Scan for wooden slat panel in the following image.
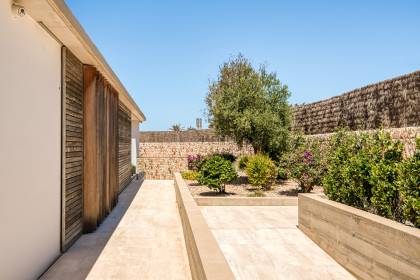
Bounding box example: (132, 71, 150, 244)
(118, 102, 132, 190)
(62, 48, 84, 251)
(83, 69, 120, 232)
(83, 65, 99, 233)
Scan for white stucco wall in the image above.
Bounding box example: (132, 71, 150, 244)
(0, 1, 62, 279)
(131, 120, 140, 170)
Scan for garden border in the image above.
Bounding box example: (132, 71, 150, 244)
(298, 193, 420, 280)
(174, 172, 235, 280)
(194, 196, 297, 206)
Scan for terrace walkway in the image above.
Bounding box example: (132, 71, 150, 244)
(201, 206, 356, 280)
(42, 180, 191, 280)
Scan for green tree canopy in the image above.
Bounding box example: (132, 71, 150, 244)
(206, 54, 291, 158)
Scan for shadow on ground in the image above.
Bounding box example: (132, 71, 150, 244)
(40, 177, 144, 280)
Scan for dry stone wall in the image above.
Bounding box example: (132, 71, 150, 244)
(139, 71, 419, 179)
(292, 71, 420, 134)
(138, 130, 253, 179)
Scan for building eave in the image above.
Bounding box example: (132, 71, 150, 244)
(20, 0, 146, 122)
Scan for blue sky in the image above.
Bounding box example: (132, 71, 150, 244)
(66, 0, 420, 131)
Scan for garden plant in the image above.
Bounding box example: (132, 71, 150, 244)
(206, 54, 291, 160)
(280, 134, 325, 192)
(238, 155, 250, 170)
(245, 154, 277, 191)
(322, 129, 417, 225)
(397, 138, 420, 227)
(181, 170, 199, 180)
(197, 155, 237, 193)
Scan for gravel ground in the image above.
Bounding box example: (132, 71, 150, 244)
(186, 176, 324, 197)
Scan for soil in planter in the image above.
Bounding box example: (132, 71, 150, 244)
(186, 176, 324, 197)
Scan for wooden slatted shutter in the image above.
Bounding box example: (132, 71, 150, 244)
(118, 102, 132, 191)
(61, 47, 84, 251)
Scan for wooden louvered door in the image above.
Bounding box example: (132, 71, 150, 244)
(61, 47, 84, 251)
(118, 102, 132, 191)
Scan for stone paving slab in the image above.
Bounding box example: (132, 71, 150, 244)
(200, 206, 356, 280)
(42, 180, 191, 280)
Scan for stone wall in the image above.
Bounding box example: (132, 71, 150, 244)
(138, 130, 253, 179)
(292, 71, 420, 135)
(139, 71, 419, 179)
(139, 129, 227, 142)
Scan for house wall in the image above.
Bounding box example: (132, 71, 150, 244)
(0, 2, 61, 279)
(131, 120, 140, 170)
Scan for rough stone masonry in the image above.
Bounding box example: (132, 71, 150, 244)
(138, 70, 419, 179)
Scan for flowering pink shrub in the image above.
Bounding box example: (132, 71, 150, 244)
(187, 154, 204, 171)
(280, 135, 326, 192)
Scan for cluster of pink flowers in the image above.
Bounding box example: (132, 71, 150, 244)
(187, 154, 203, 170)
(303, 150, 313, 164)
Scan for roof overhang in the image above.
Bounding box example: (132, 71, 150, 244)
(19, 0, 146, 122)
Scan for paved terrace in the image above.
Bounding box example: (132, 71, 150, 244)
(201, 206, 356, 280)
(42, 180, 191, 280)
(43, 179, 354, 280)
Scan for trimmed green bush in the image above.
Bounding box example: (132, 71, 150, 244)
(277, 167, 288, 180)
(397, 138, 420, 227)
(245, 154, 277, 190)
(197, 155, 237, 193)
(323, 129, 404, 221)
(213, 152, 237, 162)
(369, 132, 404, 219)
(238, 155, 250, 170)
(181, 171, 199, 181)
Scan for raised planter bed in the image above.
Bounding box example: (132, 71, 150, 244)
(185, 175, 323, 206)
(195, 196, 297, 206)
(298, 193, 420, 280)
(174, 172, 235, 280)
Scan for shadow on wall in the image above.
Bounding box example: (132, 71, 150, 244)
(40, 177, 144, 280)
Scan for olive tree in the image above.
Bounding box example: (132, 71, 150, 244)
(206, 54, 291, 158)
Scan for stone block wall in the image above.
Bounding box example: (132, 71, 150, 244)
(138, 131, 253, 179)
(138, 71, 419, 179)
(292, 71, 420, 134)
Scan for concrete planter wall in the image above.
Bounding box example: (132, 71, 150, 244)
(298, 194, 420, 280)
(174, 172, 235, 280)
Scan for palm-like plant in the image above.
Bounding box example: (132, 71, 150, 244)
(170, 123, 182, 132)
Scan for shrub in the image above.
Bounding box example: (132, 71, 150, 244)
(238, 155, 250, 170)
(197, 155, 237, 193)
(181, 171, 199, 181)
(281, 134, 325, 192)
(323, 129, 404, 221)
(245, 154, 277, 190)
(131, 165, 136, 175)
(322, 130, 367, 207)
(397, 138, 420, 227)
(213, 152, 236, 162)
(369, 132, 404, 219)
(187, 154, 204, 171)
(277, 167, 288, 180)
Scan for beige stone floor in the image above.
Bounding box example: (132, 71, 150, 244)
(42, 180, 191, 280)
(200, 206, 356, 280)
